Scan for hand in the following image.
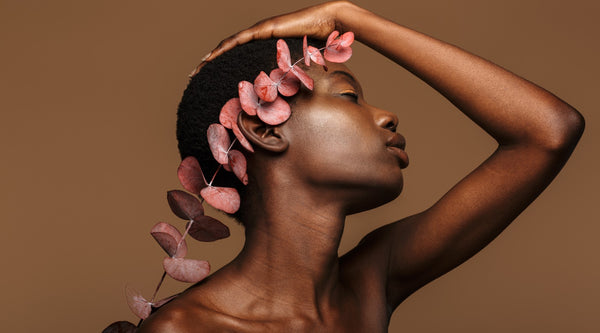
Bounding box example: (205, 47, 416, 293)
(189, 1, 355, 77)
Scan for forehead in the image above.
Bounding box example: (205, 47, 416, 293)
(305, 63, 360, 88)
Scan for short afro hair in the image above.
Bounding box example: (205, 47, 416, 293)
(176, 38, 325, 201)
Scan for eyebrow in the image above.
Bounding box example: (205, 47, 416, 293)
(331, 70, 358, 84)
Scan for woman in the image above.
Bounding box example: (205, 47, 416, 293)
(139, 1, 584, 332)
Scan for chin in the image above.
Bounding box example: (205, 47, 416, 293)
(346, 175, 404, 215)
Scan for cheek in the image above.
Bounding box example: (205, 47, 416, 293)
(289, 105, 370, 161)
(285, 105, 401, 186)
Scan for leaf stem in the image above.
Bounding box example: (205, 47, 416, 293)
(150, 271, 167, 303)
(208, 164, 221, 186)
(179, 219, 194, 249)
(208, 138, 238, 186)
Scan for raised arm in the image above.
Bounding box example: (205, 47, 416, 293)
(200, 0, 584, 310)
(333, 1, 583, 308)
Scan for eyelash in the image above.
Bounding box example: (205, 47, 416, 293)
(340, 91, 359, 102)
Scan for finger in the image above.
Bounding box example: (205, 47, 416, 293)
(210, 26, 268, 61)
(189, 29, 260, 78)
(188, 51, 213, 77)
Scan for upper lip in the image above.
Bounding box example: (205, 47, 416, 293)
(386, 133, 406, 150)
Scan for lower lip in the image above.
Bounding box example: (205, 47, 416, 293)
(387, 147, 409, 168)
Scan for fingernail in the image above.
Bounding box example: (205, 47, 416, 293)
(188, 67, 199, 77)
(201, 51, 212, 62)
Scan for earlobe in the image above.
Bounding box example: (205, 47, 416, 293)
(237, 112, 289, 153)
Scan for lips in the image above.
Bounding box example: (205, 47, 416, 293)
(386, 133, 409, 168)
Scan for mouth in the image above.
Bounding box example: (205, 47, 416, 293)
(386, 133, 409, 168)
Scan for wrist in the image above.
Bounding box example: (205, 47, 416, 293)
(333, 1, 369, 35)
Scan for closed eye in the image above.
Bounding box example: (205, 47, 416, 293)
(340, 91, 359, 102)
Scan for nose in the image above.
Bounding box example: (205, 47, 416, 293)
(373, 107, 398, 132)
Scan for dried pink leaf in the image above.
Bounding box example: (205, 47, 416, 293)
(303, 35, 327, 69)
(256, 96, 291, 126)
(303, 35, 311, 66)
(232, 123, 254, 152)
(125, 286, 151, 319)
(152, 293, 180, 308)
(324, 31, 354, 63)
(163, 257, 210, 283)
(270, 68, 300, 97)
(207, 123, 231, 165)
(177, 156, 207, 195)
(219, 97, 242, 129)
(218, 98, 254, 153)
(227, 149, 248, 185)
(326, 30, 340, 47)
(238, 81, 258, 116)
(167, 190, 204, 221)
(102, 321, 137, 333)
(276, 39, 314, 90)
(291, 65, 313, 90)
(237, 75, 291, 126)
(276, 39, 293, 72)
(200, 186, 240, 214)
(150, 222, 187, 258)
(187, 216, 230, 242)
(254, 71, 278, 102)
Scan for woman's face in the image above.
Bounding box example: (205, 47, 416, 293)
(280, 63, 408, 213)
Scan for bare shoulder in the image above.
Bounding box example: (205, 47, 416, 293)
(136, 297, 196, 333)
(338, 225, 403, 316)
(137, 291, 237, 333)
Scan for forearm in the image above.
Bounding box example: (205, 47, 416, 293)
(337, 2, 584, 150)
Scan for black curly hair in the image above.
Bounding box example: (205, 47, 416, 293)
(176, 37, 325, 219)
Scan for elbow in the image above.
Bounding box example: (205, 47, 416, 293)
(536, 102, 585, 153)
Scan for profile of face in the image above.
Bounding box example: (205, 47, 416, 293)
(178, 39, 408, 218)
(254, 62, 408, 215)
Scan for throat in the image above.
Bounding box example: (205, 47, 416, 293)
(229, 202, 346, 312)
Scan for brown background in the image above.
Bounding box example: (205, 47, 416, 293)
(1, 0, 598, 332)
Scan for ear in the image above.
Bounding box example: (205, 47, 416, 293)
(237, 112, 289, 153)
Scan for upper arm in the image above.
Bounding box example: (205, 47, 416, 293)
(352, 134, 582, 309)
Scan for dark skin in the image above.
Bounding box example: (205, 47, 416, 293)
(139, 1, 584, 332)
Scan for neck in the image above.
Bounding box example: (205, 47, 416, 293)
(226, 173, 347, 316)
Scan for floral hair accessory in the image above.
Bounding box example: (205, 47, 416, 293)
(184, 31, 354, 213)
(104, 31, 354, 331)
